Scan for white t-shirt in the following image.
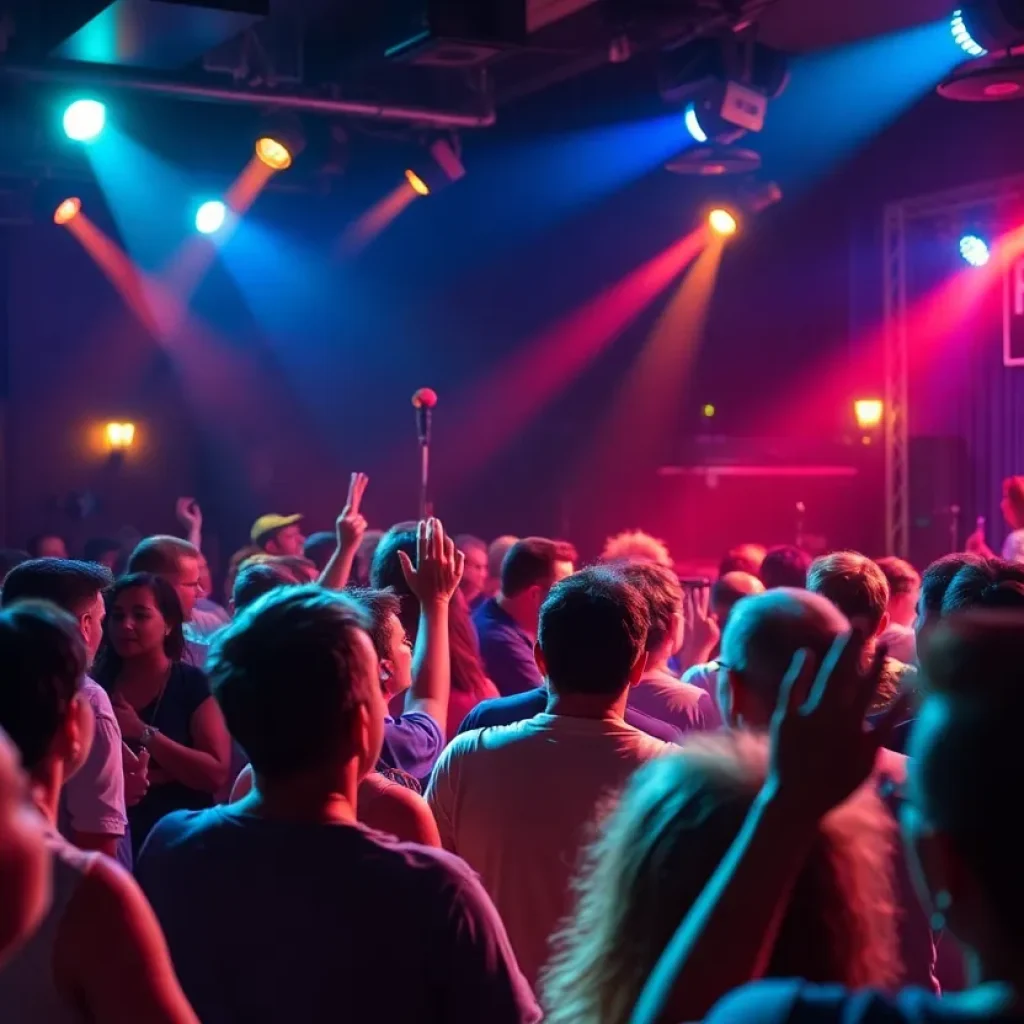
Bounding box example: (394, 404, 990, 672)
(426, 713, 669, 987)
(1003, 529, 1024, 564)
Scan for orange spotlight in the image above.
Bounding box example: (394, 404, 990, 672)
(255, 136, 293, 171)
(105, 421, 136, 451)
(405, 169, 431, 196)
(854, 398, 884, 430)
(54, 197, 82, 225)
(708, 208, 738, 237)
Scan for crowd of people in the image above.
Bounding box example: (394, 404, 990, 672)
(2, 472, 1024, 1023)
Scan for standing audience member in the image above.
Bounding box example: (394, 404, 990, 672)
(807, 552, 912, 713)
(759, 545, 812, 590)
(719, 544, 766, 578)
(250, 513, 305, 558)
(914, 553, 984, 652)
(0, 550, 30, 584)
(632, 612, 1024, 1024)
(428, 567, 670, 987)
(173, 498, 230, 639)
(302, 532, 336, 573)
(1, 560, 128, 860)
(82, 538, 121, 572)
(94, 574, 231, 857)
(0, 727, 49, 967)
(601, 530, 673, 567)
(940, 558, 1024, 613)
(456, 535, 490, 609)
(27, 534, 68, 560)
(542, 732, 897, 1024)
(615, 562, 717, 732)
(0, 601, 198, 1024)
(876, 557, 921, 664)
(473, 537, 577, 696)
(317, 473, 370, 591)
(486, 535, 519, 597)
(966, 475, 1024, 562)
(137, 581, 540, 1024)
(127, 536, 208, 665)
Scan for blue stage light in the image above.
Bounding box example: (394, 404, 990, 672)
(951, 9, 988, 58)
(683, 103, 709, 143)
(62, 99, 106, 142)
(959, 234, 990, 267)
(195, 200, 227, 235)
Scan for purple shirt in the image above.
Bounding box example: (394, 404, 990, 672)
(473, 598, 542, 697)
(379, 710, 444, 781)
(136, 805, 540, 1024)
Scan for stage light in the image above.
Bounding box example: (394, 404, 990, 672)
(254, 113, 306, 172)
(195, 200, 226, 235)
(959, 233, 991, 266)
(854, 399, 884, 430)
(684, 103, 709, 143)
(62, 99, 106, 142)
(53, 197, 81, 225)
(951, 9, 989, 56)
(255, 137, 292, 171)
(702, 403, 716, 418)
(105, 422, 136, 451)
(404, 138, 466, 197)
(708, 208, 738, 236)
(405, 169, 431, 196)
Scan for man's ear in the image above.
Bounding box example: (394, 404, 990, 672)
(534, 642, 547, 679)
(61, 693, 94, 780)
(627, 651, 648, 688)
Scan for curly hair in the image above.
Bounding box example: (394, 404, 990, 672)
(601, 531, 672, 568)
(541, 732, 899, 1024)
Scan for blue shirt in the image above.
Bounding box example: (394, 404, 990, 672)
(473, 598, 543, 697)
(379, 711, 445, 781)
(458, 687, 683, 744)
(137, 805, 540, 1024)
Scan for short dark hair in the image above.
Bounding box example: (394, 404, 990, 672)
(208, 586, 376, 780)
(501, 538, 578, 599)
(233, 561, 301, 613)
(2, 558, 112, 614)
(93, 573, 186, 684)
(370, 529, 419, 636)
(127, 536, 199, 577)
(941, 559, 1024, 614)
(915, 611, 1024, 950)
(455, 534, 487, 555)
(303, 532, 336, 572)
(26, 534, 65, 558)
(875, 557, 921, 599)
(348, 588, 403, 662)
(759, 546, 812, 590)
(920, 553, 985, 615)
(807, 552, 889, 633)
(538, 567, 648, 697)
(83, 538, 122, 565)
(614, 562, 682, 655)
(0, 550, 30, 582)
(0, 601, 86, 770)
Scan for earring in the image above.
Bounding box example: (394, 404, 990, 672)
(930, 890, 952, 932)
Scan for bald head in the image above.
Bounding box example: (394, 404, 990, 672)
(719, 589, 849, 729)
(712, 572, 766, 628)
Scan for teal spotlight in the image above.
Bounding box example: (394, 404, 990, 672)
(62, 99, 106, 142)
(195, 200, 227, 235)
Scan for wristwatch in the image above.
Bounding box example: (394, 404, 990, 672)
(140, 725, 160, 748)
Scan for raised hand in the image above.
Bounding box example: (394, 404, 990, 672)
(397, 518, 465, 608)
(175, 497, 202, 531)
(336, 473, 369, 550)
(679, 585, 720, 670)
(768, 631, 909, 821)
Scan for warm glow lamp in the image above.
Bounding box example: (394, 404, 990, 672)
(854, 399, 884, 430)
(708, 208, 739, 236)
(105, 422, 136, 450)
(53, 197, 82, 225)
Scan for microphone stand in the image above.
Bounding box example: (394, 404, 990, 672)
(419, 435, 432, 520)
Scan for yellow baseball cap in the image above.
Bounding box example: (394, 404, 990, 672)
(251, 514, 303, 546)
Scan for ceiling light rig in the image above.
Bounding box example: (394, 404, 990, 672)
(940, 2, 1024, 101)
(403, 137, 466, 197)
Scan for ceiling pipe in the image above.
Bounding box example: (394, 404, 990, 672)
(4, 62, 497, 129)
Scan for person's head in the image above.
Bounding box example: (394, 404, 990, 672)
(718, 589, 848, 730)
(907, 611, 1024, 965)
(97, 573, 185, 679)
(0, 601, 93, 788)
(613, 562, 684, 665)
(1001, 476, 1024, 531)
(369, 528, 420, 636)
(250, 514, 305, 558)
(542, 733, 897, 1024)
(271, 555, 318, 584)
(719, 544, 766, 578)
(0, 551, 29, 585)
(915, 553, 985, 651)
(759, 545, 812, 590)
(302, 532, 336, 573)
(127, 536, 202, 622)
(82, 538, 121, 571)
(601, 530, 673, 568)
(232, 561, 301, 615)
(941, 559, 1024, 617)
(0, 726, 49, 967)
(876, 556, 921, 630)
(1, 559, 112, 668)
(537, 567, 648, 701)
(224, 546, 261, 605)
(807, 551, 890, 639)
(499, 537, 578, 632)
(349, 588, 413, 699)
(26, 535, 67, 561)
(208, 586, 385, 789)
(710, 571, 765, 631)
(487, 535, 519, 594)
(456, 535, 488, 603)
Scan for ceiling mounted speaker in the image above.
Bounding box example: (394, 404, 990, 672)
(665, 145, 762, 176)
(938, 53, 1024, 100)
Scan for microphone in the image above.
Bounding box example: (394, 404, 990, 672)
(412, 388, 438, 446)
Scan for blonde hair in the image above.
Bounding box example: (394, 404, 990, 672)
(600, 530, 672, 568)
(541, 733, 899, 1024)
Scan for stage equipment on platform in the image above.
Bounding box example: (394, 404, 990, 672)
(404, 138, 465, 196)
(412, 388, 438, 519)
(62, 99, 106, 142)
